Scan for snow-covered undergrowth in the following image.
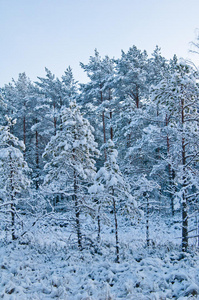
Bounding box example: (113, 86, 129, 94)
(0, 214, 199, 299)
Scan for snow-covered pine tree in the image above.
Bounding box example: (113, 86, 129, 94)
(151, 60, 199, 251)
(89, 140, 139, 262)
(2, 74, 37, 179)
(32, 67, 78, 189)
(146, 46, 169, 88)
(1, 82, 17, 124)
(29, 85, 49, 189)
(0, 116, 31, 240)
(61, 66, 78, 104)
(80, 49, 114, 161)
(11, 73, 33, 159)
(114, 45, 148, 109)
(36, 68, 63, 135)
(0, 92, 5, 108)
(112, 46, 150, 183)
(36, 67, 78, 135)
(133, 175, 160, 247)
(42, 101, 99, 249)
(0, 92, 7, 124)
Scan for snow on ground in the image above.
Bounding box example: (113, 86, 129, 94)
(0, 213, 199, 299)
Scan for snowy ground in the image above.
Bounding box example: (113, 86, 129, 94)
(0, 213, 199, 299)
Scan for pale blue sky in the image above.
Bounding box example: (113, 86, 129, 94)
(1, 0, 199, 86)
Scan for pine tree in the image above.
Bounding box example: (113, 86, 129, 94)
(0, 116, 31, 240)
(80, 49, 114, 161)
(146, 46, 168, 87)
(2, 74, 37, 176)
(151, 60, 199, 251)
(43, 101, 99, 249)
(36, 68, 62, 135)
(114, 45, 148, 109)
(113, 45, 149, 182)
(89, 140, 139, 262)
(33, 67, 78, 189)
(0, 92, 7, 124)
(29, 85, 51, 189)
(133, 175, 160, 247)
(36, 67, 78, 135)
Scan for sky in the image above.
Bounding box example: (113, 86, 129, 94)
(1, 0, 199, 86)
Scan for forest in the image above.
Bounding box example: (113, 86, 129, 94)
(0, 45, 199, 299)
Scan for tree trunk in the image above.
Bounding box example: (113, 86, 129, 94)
(166, 114, 174, 216)
(181, 136, 188, 251)
(110, 111, 113, 140)
(182, 187, 188, 252)
(109, 89, 113, 140)
(181, 96, 188, 252)
(146, 193, 150, 247)
(74, 170, 82, 250)
(135, 86, 139, 109)
(111, 188, 119, 263)
(100, 88, 107, 160)
(53, 102, 57, 135)
(9, 152, 16, 240)
(11, 202, 16, 240)
(97, 211, 101, 243)
(23, 116, 26, 158)
(35, 129, 39, 189)
(60, 96, 63, 131)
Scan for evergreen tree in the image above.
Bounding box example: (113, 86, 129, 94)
(80, 49, 115, 161)
(0, 92, 7, 124)
(114, 45, 148, 108)
(10, 73, 33, 159)
(33, 67, 78, 188)
(61, 66, 78, 103)
(151, 60, 199, 251)
(1, 82, 17, 122)
(42, 101, 99, 249)
(146, 46, 168, 87)
(113, 46, 149, 181)
(0, 117, 31, 240)
(89, 140, 139, 262)
(36, 68, 62, 135)
(36, 67, 78, 135)
(29, 85, 51, 189)
(2, 74, 36, 174)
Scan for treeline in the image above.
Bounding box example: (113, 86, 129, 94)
(0, 45, 199, 258)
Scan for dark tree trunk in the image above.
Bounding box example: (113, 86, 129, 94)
(60, 96, 63, 131)
(181, 96, 188, 252)
(181, 136, 188, 252)
(9, 152, 16, 240)
(100, 88, 107, 160)
(97, 210, 101, 243)
(143, 192, 150, 247)
(109, 89, 113, 140)
(135, 85, 139, 109)
(74, 170, 82, 250)
(53, 102, 56, 135)
(182, 188, 188, 252)
(11, 203, 16, 240)
(110, 111, 113, 141)
(166, 114, 174, 216)
(111, 188, 119, 263)
(23, 116, 26, 158)
(146, 194, 150, 247)
(35, 129, 39, 189)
